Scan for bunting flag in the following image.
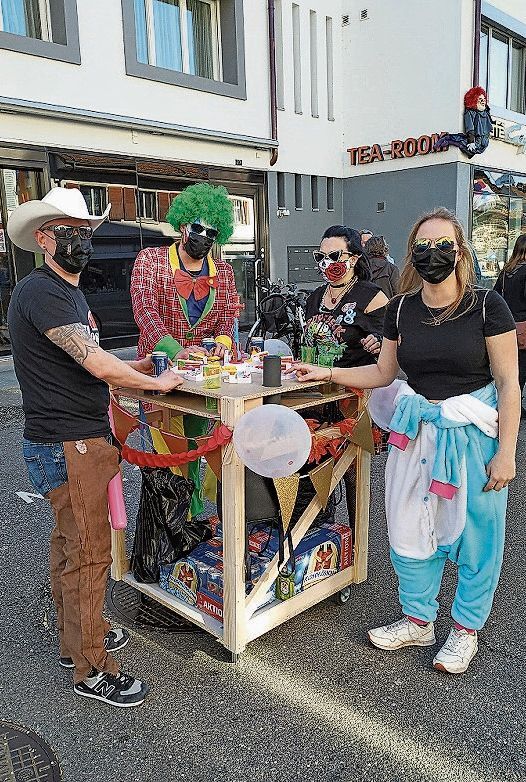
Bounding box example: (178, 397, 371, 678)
(273, 473, 301, 533)
(110, 401, 138, 444)
(151, 428, 189, 479)
(309, 457, 335, 509)
(349, 410, 375, 454)
(204, 447, 222, 482)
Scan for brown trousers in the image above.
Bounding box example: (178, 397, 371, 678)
(48, 437, 120, 683)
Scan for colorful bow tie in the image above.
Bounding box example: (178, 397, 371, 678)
(173, 268, 217, 301)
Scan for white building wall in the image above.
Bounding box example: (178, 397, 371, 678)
(0, 0, 273, 167)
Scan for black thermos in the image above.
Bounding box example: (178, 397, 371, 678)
(262, 355, 282, 404)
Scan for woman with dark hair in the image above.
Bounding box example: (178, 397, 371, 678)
(304, 225, 388, 526)
(494, 234, 526, 410)
(291, 208, 519, 674)
(365, 235, 400, 299)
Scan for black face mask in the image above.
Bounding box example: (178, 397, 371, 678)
(52, 235, 93, 274)
(412, 247, 456, 285)
(183, 231, 215, 261)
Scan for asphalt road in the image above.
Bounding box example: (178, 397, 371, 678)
(0, 368, 525, 782)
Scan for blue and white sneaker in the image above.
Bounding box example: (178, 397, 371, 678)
(59, 628, 130, 669)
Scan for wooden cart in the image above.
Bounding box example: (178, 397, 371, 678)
(111, 378, 371, 661)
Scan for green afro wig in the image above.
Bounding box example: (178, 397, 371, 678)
(166, 183, 234, 245)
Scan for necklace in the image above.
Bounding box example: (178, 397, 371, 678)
(325, 277, 356, 306)
(421, 293, 447, 326)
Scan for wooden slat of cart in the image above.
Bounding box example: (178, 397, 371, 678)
(245, 444, 358, 616)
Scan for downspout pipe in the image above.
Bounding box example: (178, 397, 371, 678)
(268, 0, 279, 166)
(473, 0, 482, 86)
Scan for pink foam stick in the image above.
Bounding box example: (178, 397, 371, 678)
(107, 406, 128, 530)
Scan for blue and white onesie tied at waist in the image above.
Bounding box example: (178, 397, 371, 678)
(380, 381, 506, 630)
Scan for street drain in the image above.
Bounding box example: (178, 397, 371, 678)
(0, 722, 61, 782)
(107, 580, 202, 633)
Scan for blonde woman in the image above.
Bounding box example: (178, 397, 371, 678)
(290, 208, 520, 674)
(494, 234, 526, 409)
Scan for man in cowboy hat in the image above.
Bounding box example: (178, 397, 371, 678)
(7, 187, 183, 708)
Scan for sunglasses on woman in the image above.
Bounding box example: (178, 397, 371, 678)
(190, 222, 219, 240)
(41, 225, 94, 240)
(412, 237, 456, 255)
(312, 249, 352, 265)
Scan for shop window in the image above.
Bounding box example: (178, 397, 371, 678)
(480, 22, 526, 115)
(295, 174, 303, 210)
(80, 186, 108, 216)
(123, 0, 246, 98)
(0, 0, 79, 62)
(471, 167, 526, 282)
(277, 172, 285, 209)
(311, 175, 319, 211)
(137, 190, 158, 222)
(232, 196, 249, 226)
(326, 177, 334, 211)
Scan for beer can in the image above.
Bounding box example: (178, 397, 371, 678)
(151, 350, 169, 395)
(276, 568, 295, 601)
(251, 336, 265, 353)
(202, 338, 216, 352)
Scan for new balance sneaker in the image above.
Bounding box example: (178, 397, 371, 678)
(368, 616, 436, 650)
(59, 628, 130, 669)
(74, 669, 149, 708)
(433, 627, 478, 674)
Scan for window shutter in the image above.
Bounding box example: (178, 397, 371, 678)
(158, 192, 171, 221)
(124, 188, 137, 221)
(108, 187, 125, 221)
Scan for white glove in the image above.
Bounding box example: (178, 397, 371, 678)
(467, 143, 476, 152)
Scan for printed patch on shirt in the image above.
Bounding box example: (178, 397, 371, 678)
(342, 302, 357, 325)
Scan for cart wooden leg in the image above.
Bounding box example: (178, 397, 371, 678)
(353, 418, 371, 583)
(110, 525, 129, 581)
(221, 397, 248, 656)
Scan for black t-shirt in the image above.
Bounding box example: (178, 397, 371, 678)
(305, 280, 385, 368)
(8, 265, 110, 443)
(383, 288, 516, 399)
(494, 264, 526, 322)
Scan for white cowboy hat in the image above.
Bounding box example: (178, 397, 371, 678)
(7, 186, 111, 254)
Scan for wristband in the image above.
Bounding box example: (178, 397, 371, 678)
(328, 368, 333, 382)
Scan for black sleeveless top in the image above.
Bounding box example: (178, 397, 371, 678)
(305, 280, 385, 368)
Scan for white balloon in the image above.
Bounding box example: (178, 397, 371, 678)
(233, 404, 311, 478)
(264, 338, 292, 356)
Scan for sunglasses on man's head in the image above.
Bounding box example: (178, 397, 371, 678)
(190, 222, 219, 240)
(412, 236, 456, 255)
(313, 249, 351, 265)
(41, 225, 93, 240)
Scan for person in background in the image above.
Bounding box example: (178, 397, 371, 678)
(360, 229, 373, 248)
(7, 187, 183, 708)
(494, 234, 526, 413)
(305, 225, 388, 528)
(131, 183, 239, 518)
(363, 235, 400, 299)
(291, 207, 519, 674)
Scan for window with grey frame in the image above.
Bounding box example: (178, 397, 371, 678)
(0, 0, 80, 62)
(277, 172, 286, 209)
(123, 0, 246, 97)
(295, 174, 303, 210)
(311, 175, 319, 211)
(326, 177, 334, 211)
(479, 22, 526, 115)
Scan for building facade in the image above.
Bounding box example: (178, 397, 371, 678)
(1, 1, 526, 351)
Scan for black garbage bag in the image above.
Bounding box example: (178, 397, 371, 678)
(131, 467, 212, 583)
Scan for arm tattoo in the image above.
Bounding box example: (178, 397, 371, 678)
(45, 323, 99, 366)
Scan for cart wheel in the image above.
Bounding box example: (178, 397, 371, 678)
(335, 587, 351, 605)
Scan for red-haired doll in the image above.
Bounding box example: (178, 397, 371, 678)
(434, 87, 493, 158)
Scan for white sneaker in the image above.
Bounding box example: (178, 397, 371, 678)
(368, 616, 436, 650)
(433, 627, 478, 674)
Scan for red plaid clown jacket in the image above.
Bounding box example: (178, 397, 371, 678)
(130, 245, 238, 358)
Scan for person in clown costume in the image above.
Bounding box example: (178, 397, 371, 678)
(291, 208, 520, 674)
(131, 183, 238, 516)
(434, 86, 493, 158)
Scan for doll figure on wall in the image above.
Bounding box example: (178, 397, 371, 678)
(434, 87, 493, 158)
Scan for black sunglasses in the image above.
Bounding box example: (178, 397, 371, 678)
(190, 222, 219, 240)
(41, 225, 93, 240)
